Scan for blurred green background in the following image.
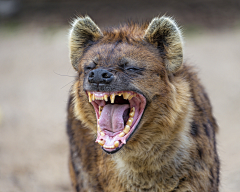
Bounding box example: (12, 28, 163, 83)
(0, 0, 240, 192)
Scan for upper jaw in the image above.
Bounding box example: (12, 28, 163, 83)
(86, 90, 147, 153)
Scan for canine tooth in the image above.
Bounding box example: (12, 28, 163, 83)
(123, 125, 130, 134)
(110, 93, 115, 103)
(88, 92, 92, 102)
(104, 95, 108, 101)
(114, 141, 119, 148)
(123, 92, 130, 100)
(126, 118, 133, 126)
(100, 132, 105, 136)
(119, 132, 125, 137)
(129, 111, 135, 117)
(98, 140, 105, 146)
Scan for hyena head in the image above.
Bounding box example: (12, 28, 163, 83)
(69, 16, 185, 154)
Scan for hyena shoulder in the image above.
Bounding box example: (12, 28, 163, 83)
(67, 16, 220, 192)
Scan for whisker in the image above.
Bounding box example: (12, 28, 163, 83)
(61, 80, 75, 89)
(53, 70, 76, 77)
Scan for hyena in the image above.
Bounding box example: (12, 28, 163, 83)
(67, 15, 220, 192)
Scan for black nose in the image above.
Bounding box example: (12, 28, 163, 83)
(88, 69, 114, 84)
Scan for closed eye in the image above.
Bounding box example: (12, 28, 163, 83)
(125, 67, 145, 74)
(126, 67, 140, 72)
(84, 62, 97, 72)
(118, 59, 145, 75)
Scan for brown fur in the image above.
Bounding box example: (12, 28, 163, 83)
(67, 16, 220, 192)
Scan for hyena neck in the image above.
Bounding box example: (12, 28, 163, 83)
(113, 86, 194, 185)
(115, 130, 191, 169)
(113, 131, 192, 189)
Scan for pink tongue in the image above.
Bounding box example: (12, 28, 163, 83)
(99, 104, 130, 133)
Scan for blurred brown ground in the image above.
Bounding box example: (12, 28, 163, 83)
(0, 1, 240, 192)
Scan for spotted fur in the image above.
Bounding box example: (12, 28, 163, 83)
(67, 16, 220, 192)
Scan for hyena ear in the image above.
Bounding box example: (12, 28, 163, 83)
(69, 16, 103, 71)
(144, 16, 183, 73)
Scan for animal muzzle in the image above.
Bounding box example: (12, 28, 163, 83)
(88, 69, 114, 85)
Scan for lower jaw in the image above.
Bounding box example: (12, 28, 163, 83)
(96, 106, 143, 153)
(100, 123, 141, 154)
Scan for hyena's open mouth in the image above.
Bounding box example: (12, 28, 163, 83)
(87, 91, 146, 153)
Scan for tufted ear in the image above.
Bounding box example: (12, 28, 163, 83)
(144, 16, 183, 73)
(69, 16, 103, 71)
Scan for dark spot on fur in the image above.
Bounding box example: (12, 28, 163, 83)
(210, 168, 214, 185)
(190, 121, 199, 136)
(171, 177, 187, 191)
(197, 147, 203, 159)
(117, 39, 122, 43)
(215, 155, 220, 185)
(203, 123, 210, 137)
(191, 97, 204, 113)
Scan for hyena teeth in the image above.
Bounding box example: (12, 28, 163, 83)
(95, 96, 103, 100)
(126, 117, 133, 126)
(118, 92, 122, 96)
(103, 145, 114, 149)
(129, 110, 135, 118)
(104, 95, 108, 101)
(92, 94, 95, 101)
(128, 94, 135, 100)
(130, 107, 135, 113)
(119, 132, 125, 137)
(114, 141, 119, 147)
(100, 132, 105, 136)
(98, 140, 105, 146)
(97, 124, 101, 132)
(123, 92, 130, 100)
(110, 93, 115, 103)
(88, 92, 92, 102)
(123, 125, 130, 134)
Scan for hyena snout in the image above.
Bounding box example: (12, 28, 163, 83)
(88, 69, 114, 85)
